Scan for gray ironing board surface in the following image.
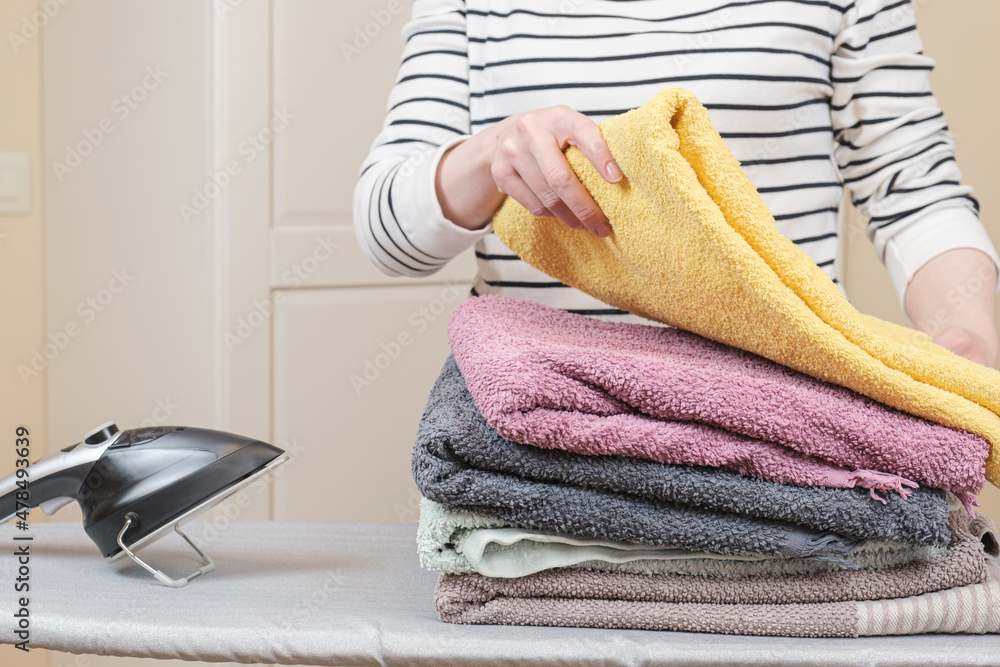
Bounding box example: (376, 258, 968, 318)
(1, 521, 999, 667)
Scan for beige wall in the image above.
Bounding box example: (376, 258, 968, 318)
(0, 2, 49, 665)
(0, 3, 47, 460)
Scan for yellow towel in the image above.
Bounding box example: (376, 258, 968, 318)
(492, 87, 1000, 487)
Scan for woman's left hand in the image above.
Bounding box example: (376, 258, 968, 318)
(932, 325, 998, 368)
(905, 248, 999, 368)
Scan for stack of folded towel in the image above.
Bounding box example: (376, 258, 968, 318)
(412, 296, 1000, 637)
(410, 87, 1000, 637)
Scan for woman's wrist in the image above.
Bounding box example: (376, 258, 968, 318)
(435, 121, 508, 231)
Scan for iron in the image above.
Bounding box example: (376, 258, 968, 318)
(0, 422, 287, 587)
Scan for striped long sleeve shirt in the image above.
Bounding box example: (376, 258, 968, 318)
(354, 0, 999, 319)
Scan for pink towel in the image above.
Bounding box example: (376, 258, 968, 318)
(448, 296, 987, 501)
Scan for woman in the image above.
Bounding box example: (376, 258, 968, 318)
(354, 0, 999, 366)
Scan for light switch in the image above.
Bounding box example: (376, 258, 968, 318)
(0, 153, 30, 214)
(0, 167, 17, 199)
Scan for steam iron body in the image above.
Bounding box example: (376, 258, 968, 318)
(0, 423, 286, 585)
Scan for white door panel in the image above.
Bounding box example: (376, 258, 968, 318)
(273, 284, 468, 523)
(43, 0, 216, 447)
(271, 223, 476, 289)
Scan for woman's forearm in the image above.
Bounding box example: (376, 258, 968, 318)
(904, 248, 999, 367)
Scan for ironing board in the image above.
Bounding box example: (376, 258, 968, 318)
(1, 521, 998, 666)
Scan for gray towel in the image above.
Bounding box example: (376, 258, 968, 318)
(415, 356, 950, 549)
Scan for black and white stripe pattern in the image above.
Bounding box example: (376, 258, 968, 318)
(354, 0, 995, 317)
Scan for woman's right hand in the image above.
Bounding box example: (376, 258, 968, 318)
(436, 105, 623, 237)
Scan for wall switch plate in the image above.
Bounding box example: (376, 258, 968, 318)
(0, 153, 30, 214)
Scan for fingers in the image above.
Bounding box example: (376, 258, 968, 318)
(489, 107, 619, 236)
(491, 159, 559, 222)
(531, 134, 611, 236)
(561, 112, 623, 184)
(493, 130, 591, 231)
(509, 154, 586, 228)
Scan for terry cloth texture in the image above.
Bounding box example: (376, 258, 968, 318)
(422, 355, 951, 546)
(448, 296, 986, 500)
(433, 514, 999, 638)
(417, 499, 945, 579)
(460, 528, 769, 579)
(490, 86, 1000, 487)
(413, 434, 858, 559)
